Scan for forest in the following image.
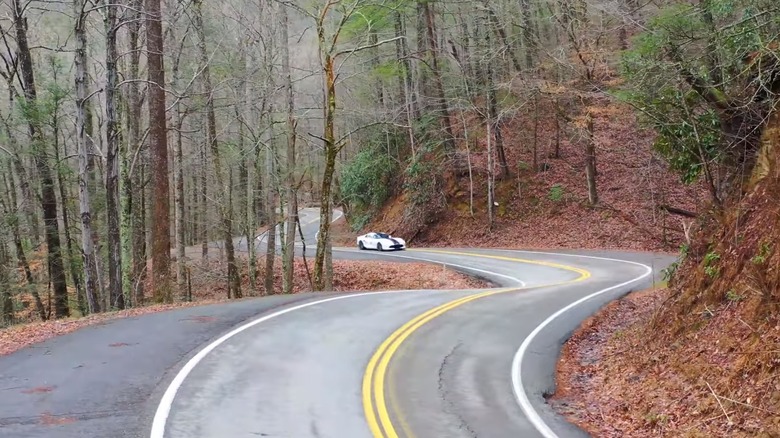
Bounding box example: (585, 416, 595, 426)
(0, 0, 777, 336)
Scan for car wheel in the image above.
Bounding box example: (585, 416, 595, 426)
(359, 241, 365, 250)
(377, 243, 383, 251)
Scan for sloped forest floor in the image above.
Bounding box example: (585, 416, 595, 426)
(553, 285, 780, 437)
(361, 96, 704, 252)
(552, 112, 780, 437)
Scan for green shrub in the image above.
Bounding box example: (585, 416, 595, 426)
(548, 184, 565, 202)
(341, 147, 396, 219)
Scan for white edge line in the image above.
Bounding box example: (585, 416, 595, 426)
(151, 289, 420, 438)
(509, 251, 654, 438)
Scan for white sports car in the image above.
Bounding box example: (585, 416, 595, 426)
(357, 232, 406, 251)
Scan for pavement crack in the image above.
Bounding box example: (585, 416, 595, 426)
(437, 342, 478, 438)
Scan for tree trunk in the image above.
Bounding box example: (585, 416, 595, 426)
(395, 10, 417, 156)
(105, 0, 124, 310)
(486, 52, 508, 178)
(237, 40, 256, 294)
(520, 0, 537, 69)
(75, 2, 101, 314)
(14, 0, 69, 318)
(313, 21, 338, 291)
(146, 0, 172, 303)
(51, 93, 85, 314)
(200, 132, 208, 260)
(585, 112, 598, 205)
(172, 26, 187, 301)
(0, 237, 12, 325)
(534, 93, 540, 170)
(280, 4, 297, 295)
(487, 108, 495, 230)
(481, 0, 522, 71)
(126, 0, 145, 306)
(264, 110, 277, 296)
(263, 3, 277, 296)
(194, 0, 241, 299)
(422, 2, 456, 152)
(554, 97, 561, 159)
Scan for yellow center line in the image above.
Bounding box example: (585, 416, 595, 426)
(362, 250, 592, 438)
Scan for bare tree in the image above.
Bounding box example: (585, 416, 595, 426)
(105, 0, 124, 309)
(75, 0, 101, 314)
(280, 2, 297, 295)
(147, 0, 172, 303)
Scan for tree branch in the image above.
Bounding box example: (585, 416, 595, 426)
(335, 35, 404, 57)
(658, 204, 698, 218)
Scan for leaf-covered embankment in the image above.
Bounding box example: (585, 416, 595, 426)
(552, 112, 780, 437)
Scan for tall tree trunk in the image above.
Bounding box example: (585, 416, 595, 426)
(200, 132, 208, 260)
(554, 97, 561, 159)
(263, 3, 277, 296)
(125, 0, 145, 306)
(105, 0, 124, 310)
(313, 14, 340, 292)
(172, 27, 187, 301)
(194, 0, 241, 299)
(481, 0, 522, 71)
(369, 28, 384, 105)
(264, 109, 277, 296)
(0, 236, 12, 325)
(237, 40, 256, 294)
(585, 112, 598, 205)
(50, 83, 84, 314)
(520, 0, 537, 69)
(75, 1, 101, 314)
(280, 4, 297, 295)
(146, 0, 172, 303)
(394, 11, 417, 158)
(487, 106, 495, 230)
(486, 53, 509, 179)
(14, 0, 69, 318)
(421, 2, 456, 152)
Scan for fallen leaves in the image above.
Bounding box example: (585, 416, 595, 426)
(552, 287, 780, 437)
(39, 412, 76, 426)
(21, 386, 56, 394)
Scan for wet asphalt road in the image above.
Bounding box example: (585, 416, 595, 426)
(0, 208, 673, 438)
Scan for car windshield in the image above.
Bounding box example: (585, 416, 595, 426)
(377, 233, 390, 238)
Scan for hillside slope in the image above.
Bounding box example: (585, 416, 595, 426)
(363, 95, 703, 252)
(552, 111, 780, 437)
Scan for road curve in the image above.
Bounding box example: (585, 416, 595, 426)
(0, 208, 672, 438)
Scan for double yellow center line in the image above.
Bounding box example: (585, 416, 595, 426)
(362, 250, 591, 438)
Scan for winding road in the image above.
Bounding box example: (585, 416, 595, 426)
(0, 208, 672, 438)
